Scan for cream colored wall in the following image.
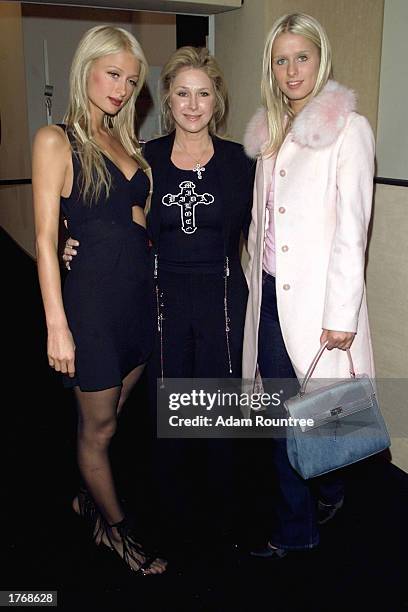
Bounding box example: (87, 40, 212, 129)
(215, 0, 267, 139)
(367, 186, 408, 379)
(216, 0, 384, 140)
(265, 0, 383, 132)
(376, 0, 408, 180)
(0, 3, 33, 256)
(366, 184, 408, 472)
(0, 3, 31, 180)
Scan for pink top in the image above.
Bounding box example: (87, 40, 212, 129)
(262, 167, 276, 277)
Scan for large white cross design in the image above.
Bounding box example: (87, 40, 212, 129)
(162, 180, 214, 235)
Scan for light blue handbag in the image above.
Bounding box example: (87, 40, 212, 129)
(284, 344, 390, 480)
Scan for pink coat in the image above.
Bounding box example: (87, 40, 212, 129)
(242, 80, 376, 386)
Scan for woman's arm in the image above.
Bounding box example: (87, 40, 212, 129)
(32, 125, 76, 376)
(322, 114, 375, 349)
(132, 205, 146, 228)
(63, 204, 146, 270)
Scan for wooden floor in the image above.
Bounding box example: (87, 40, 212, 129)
(2, 227, 407, 611)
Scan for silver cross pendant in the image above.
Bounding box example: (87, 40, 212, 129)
(193, 163, 205, 180)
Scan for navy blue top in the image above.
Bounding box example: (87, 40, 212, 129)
(144, 132, 256, 267)
(61, 142, 149, 236)
(59, 129, 154, 392)
(158, 156, 224, 272)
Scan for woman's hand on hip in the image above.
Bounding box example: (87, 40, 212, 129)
(320, 329, 355, 350)
(62, 237, 79, 270)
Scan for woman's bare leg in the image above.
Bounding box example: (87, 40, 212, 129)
(73, 366, 166, 573)
(116, 363, 145, 417)
(75, 385, 124, 524)
(74, 363, 145, 519)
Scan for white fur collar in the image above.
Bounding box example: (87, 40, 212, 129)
(244, 80, 357, 158)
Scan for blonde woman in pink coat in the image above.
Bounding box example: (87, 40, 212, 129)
(242, 13, 375, 557)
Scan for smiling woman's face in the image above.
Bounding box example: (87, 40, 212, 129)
(169, 67, 215, 135)
(272, 32, 320, 114)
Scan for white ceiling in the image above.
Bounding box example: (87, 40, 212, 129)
(21, 0, 242, 15)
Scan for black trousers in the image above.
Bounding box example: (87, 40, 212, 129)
(146, 265, 248, 539)
(154, 265, 247, 378)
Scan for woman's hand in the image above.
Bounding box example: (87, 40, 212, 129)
(320, 329, 355, 351)
(47, 325, 76, 376)
(62, 237, 79, 270)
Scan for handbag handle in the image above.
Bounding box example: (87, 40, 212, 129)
(299, 341, 356, 397)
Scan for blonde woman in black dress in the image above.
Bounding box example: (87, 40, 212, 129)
(32, 25, 166, 575)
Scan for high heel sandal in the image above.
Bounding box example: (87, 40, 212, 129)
(76, 487, 97, 522)
(101, 516, 167, 575)
(74, 488, 167, 574)
(74, 487, 103, 543)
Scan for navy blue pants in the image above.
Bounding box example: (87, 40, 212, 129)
(154, 265, 247, 378)
(257, 273, 344, 549)
(147, 265, 248, 536)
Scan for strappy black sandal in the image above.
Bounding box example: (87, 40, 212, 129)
(73, 488, 167, 574)
(76, 487, 97, 522)
(101, 516, 167, 575)
(74, 487, 104, 542)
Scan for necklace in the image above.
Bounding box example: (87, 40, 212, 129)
(174, 139, 211, 180)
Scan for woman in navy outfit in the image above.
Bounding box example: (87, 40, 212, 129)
(144, 47, 255, 538)
(145, 47, 254, 382)
(33, 25, 166, 574)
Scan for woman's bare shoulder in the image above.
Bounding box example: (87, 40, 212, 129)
(33, 124, 71, 156)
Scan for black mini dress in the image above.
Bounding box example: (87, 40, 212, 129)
(61, 137, 154, 391)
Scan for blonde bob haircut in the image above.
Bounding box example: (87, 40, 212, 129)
(261, 13, 332, 156)
(159, 46, 228, 136)
(64, 25, 149, 205)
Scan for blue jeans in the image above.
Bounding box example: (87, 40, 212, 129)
(257, 273, 344, 550)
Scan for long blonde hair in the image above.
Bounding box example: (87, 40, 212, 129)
(64, 25, 149, 204)
(159, 46, 228, 136)
(261, 13, 332, 156)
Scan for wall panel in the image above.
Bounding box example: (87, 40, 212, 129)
(376, 0, 408, 180)
(0, 2, 31, 180)
(367, 184, 408, 471)
(216, 0, 384, 140)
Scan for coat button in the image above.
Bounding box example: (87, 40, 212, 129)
(278, 206, 286, 214)
(279, 169, 286, 177)
(283, 283, 290, 290)
(282, 245, 289, 252)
